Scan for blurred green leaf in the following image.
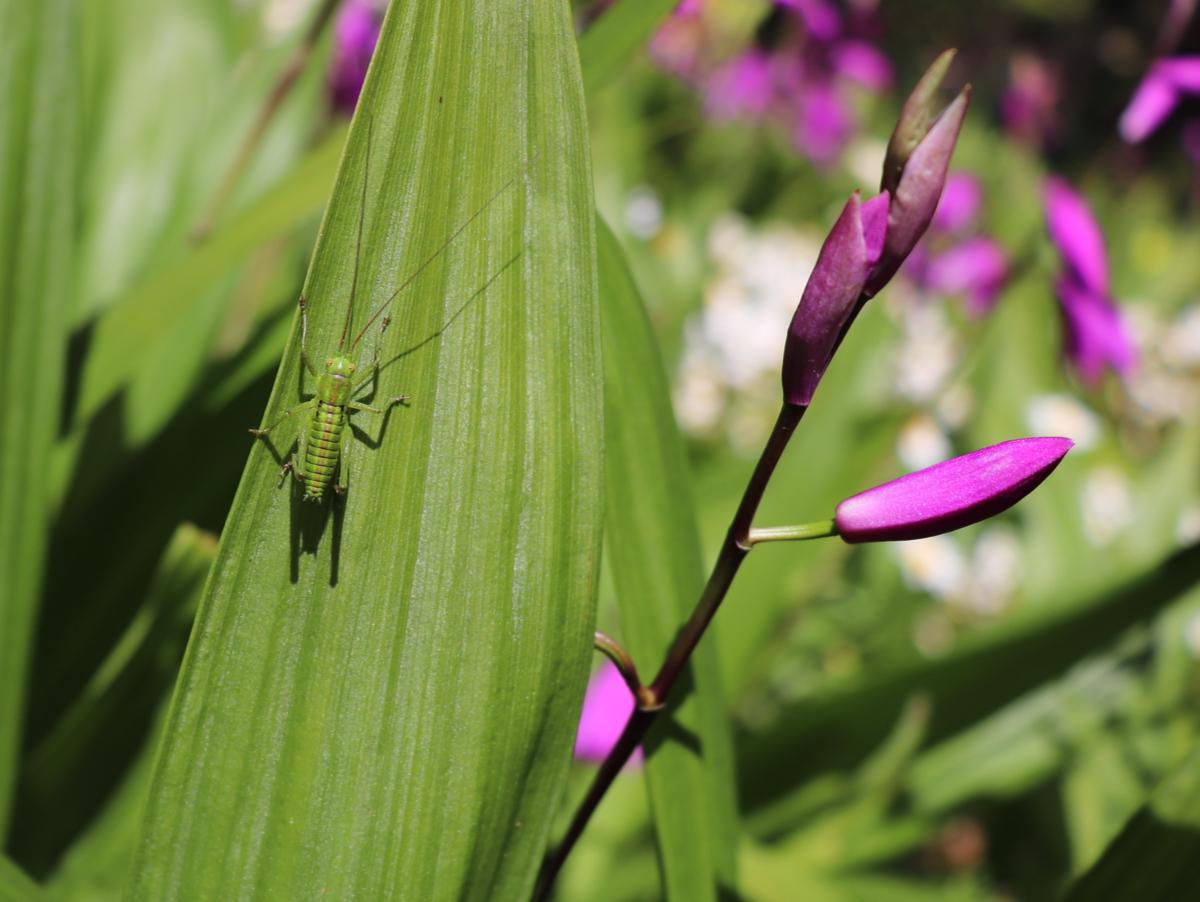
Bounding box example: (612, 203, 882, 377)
(0, 856, 44, 902)
(74, 127, 344, 443)
(597, 216, 738, 898)
(0, 0, 78, 840)
(1062, 747, 1200, 902)
(738, 542, 1200, 811)
(578, 0, 677, 95)
(128, 1, 602, 897)
(12, 524, 214, 874)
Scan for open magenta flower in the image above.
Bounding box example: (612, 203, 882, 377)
(1043, 177, 1137, 385)
(870, 51, 970, 296)
(328, 0, 383, 113)
(1120, 57, 1200, 143)
(836, 437, 1073, 543)
(574, 663, 643, 766)
(782, 191, 889, 406)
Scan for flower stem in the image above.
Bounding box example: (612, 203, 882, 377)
(747, 519, 838, 545)
(593, 631, 659, 710)
(190, 0, 340, 242)
(534, 402, 805, 899)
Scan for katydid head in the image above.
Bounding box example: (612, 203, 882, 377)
(326, 355, 358, 379)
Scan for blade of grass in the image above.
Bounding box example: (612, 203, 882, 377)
(0, 856, 45, 902)
(73, 126, 345, 437)
(0, 0, 77, 840)
(128, 1, 602, 897)
(1062, 747, 1200, 902)
(737, 542, 1200, 810)
(12, 525, 214, 875)
(578, 0, 678, 95)
(597, 217, 738, 898)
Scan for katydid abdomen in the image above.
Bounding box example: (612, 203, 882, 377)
(304, 397, 347, 499)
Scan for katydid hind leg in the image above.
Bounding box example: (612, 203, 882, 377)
(336, 422, 351, 496)
(250, 398, 314, 437)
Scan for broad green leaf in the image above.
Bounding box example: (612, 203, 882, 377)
(1062, 746, 1200, 902)
(737, 542, 1200, 811)
(0, 856, 44, 902)
(12, 525, 213, 874)
(128, 1, 601, 898)
(578, 0, 678, 95)
(597, 217, 738, 898)
(0, 0, 78, 840)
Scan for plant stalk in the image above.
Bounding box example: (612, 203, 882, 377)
(534, 402, 805, 899)
(191, 0, 340, 241)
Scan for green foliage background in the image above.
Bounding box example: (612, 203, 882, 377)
(0, 0, 1198, 899)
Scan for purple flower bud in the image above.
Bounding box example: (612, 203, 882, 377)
(782, 191, 888, 406)
(835, 437, 1073, 543)
(574, 663, 642, 766)
(329, 0, 382, 114)
(881, 49, 957, 195)
(868, 83, 970, 297)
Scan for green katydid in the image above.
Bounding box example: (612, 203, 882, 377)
(250, 124, 523, 501)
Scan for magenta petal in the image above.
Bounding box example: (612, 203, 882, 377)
(1055, 275, 1138, 386)
(1119, 69, 1179, 143)
(1158, 56, 1200, 92)
(328, 0, 382, 113)
(932, 171, 983, 233)
(836, 437, 1074, 543)
(832, 41, 894, 92)
(794, 81, 854, 165)
(925, 236, 1008, 313)
(574, 663, 642, 765)
(777, 0, 842, 41)
(706, 50, 774, 120)
(1043, 177, 1110, 297)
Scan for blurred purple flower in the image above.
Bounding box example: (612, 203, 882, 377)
(836, 437, 1073, 543)
(1043, 177, 1137, 385)
(932, 171, 982, 233)
(329, 0, 382, 114)
(574, 663, 642, 766)
(655, 0, 892, 167)
(903, 171, 1008, 315)
(706, 50, 774, 120)
(1001, 53, 1061, 150)
(1120, 56, 1200, 143)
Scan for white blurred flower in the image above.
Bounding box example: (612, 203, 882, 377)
(1163, 304, 1200, 369)
(624, 184, 664, 240)
(894, 536, 968, 601)
(897, 413, 952, 471)
(1184, 612, 1200, 659)
(1026, 394, 1101, 451)
(844, 136, 887, 188)
(264, 0, 318, 37)
(1124, 303, 1200, 426)
(964, 527, 1022, 616)
(936, 383, 974, 431)
(1177, 505, 1200, 546)
(1081, 465, 1133, 546)
(892, 303, 960, 403)
(674, 215, 821, 439)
